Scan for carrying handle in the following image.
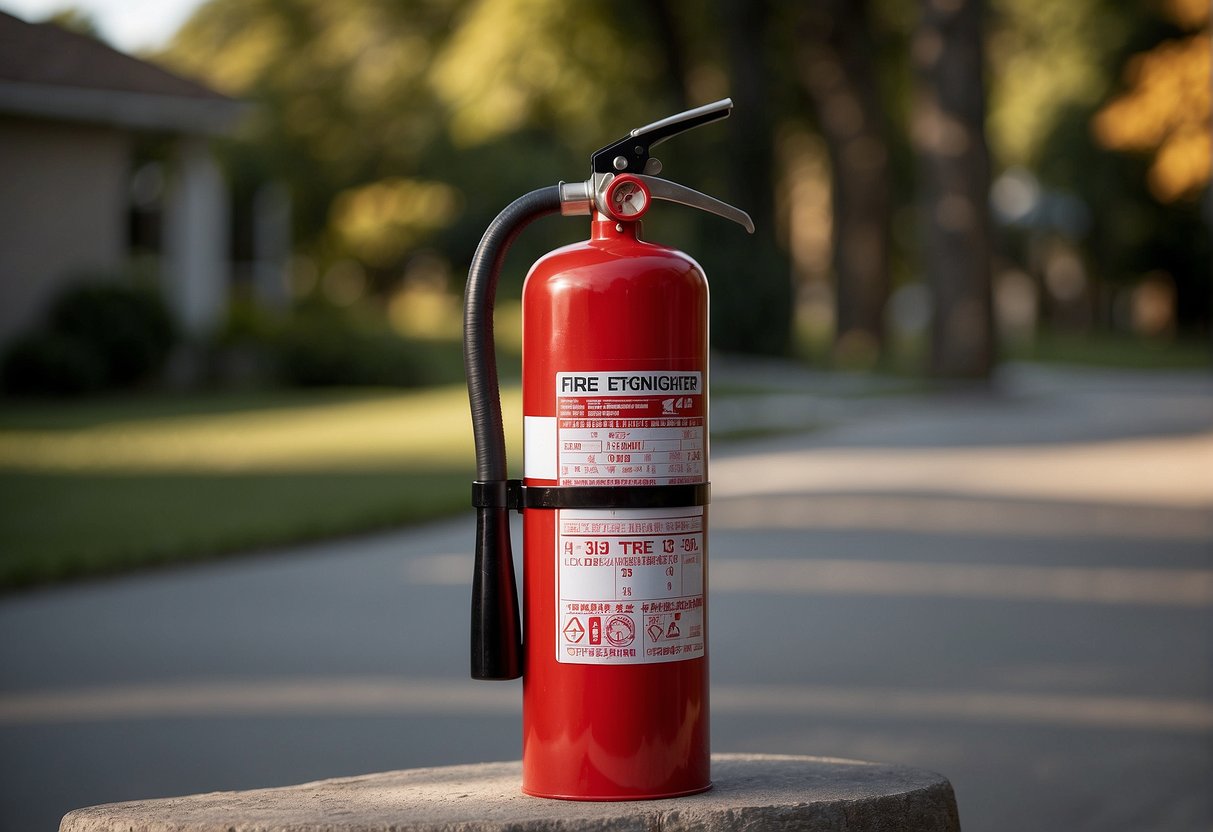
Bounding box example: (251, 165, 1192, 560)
(635, 174, 754, 234)
(591, 98, 733, 175)
(565, 98, 752, 232)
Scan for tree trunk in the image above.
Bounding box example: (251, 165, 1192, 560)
(798, 0, 892, 365)
(711, 0, 794, 356)
(912, 0, 995, 378)
(642, 0, 690, 113)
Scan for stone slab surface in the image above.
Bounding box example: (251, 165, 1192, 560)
(60, 753, 959, 832)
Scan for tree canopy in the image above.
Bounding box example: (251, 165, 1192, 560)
(157, 0, 1211, 365)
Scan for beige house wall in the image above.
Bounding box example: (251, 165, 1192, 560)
(0, 117, 131, 344)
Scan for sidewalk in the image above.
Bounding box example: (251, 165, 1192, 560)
(2, 362, 1211, 831)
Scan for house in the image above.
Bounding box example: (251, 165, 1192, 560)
(0, 10, 247, 347)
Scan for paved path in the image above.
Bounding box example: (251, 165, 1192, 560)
(2, 363, 1211, 831)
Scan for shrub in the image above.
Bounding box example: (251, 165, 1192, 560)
(1, 280, 176, 396)
(273, 308, 431, 387)
(1, 331, 107, 395)
(48, 283, 175, 386)
(219, 299, 467, 390)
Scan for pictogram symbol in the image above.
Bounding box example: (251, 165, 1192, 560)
(605, 614, 635, 647)
(647, 620, 664, 642)
(563, 617, 585, 643)
(666, 618, 681, 639)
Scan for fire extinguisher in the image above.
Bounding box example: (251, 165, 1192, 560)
(465, 99, 753, 800)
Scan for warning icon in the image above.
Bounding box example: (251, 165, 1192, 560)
(605, 614, 635, 647)
(666, 619, 681, 639)
(563, 617, 585, 644)
(647, 621, 664, 642)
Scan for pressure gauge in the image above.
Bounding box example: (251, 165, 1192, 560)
(604, 174, 650, 221)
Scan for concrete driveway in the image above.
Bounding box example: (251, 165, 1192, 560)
(2, 363, 1211, 831)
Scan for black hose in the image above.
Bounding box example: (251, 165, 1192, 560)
(464, 186, 562, 680)
(465, 186, 561, 481)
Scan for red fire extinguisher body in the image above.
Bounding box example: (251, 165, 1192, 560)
(520, 218, 710, 799)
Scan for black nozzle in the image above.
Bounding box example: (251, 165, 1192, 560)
(471, 506, 522, 679)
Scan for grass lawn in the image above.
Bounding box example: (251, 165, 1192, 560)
(0, 385, 522, 590)
(1005, 332, 1212, 370)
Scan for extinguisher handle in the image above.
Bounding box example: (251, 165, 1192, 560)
(635, 174, 755, 234)
(573, 99, 755, 232)
(591, 98, 734, 176)
(629, 98, 734, 148)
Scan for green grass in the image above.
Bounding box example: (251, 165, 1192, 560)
(1005, 332, 1213, 370)
(0, 385, 523, 590)
(794, 312, 1213, 375)
(0, 468, 471, 587)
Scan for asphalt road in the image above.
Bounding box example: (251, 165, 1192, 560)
(2, 363, 1211, 831)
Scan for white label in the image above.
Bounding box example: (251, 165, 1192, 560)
(524, 416, 558, 480)
(554, 370, 705, 666)
(555, 371, 704, 486)
(557, 508, 705, 665)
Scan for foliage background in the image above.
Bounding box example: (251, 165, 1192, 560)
(153, 0, 1211, 370)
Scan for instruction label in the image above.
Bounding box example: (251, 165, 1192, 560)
(555, 371, 706, 665)
(556, 371, 704, 485)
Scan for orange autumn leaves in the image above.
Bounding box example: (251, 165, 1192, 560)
(1093, 0, 1211, 202)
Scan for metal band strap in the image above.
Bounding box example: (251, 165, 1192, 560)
(472, 480, 710, 512)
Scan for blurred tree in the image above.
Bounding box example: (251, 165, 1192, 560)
(163, 0, 1211, 367)
(163, 0, 798, 355)
(983, 0, 1133, 337)
(44, 7, 103, 40)
(1089, 0, 1211, 338)
(798, 0, 892, 366)
(609, 1, 795, 356)
(1092, 0, 1210, 203)
(435, 0, 793, 355)
(705, 0, 793, 356)
(428, 0, 658, 151)
(162, 0, 462, 278)
(912, 0, 995, 378)
(161, 0, 671, 286)
(421, 0, 674, 292)
(984, 0, 1209, 337)
(642, 0, 691, 112)
(985, 0, 1130, 170)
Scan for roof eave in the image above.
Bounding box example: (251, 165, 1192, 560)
(0, 81, 250, 136)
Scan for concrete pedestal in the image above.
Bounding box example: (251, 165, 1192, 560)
(60, 753, 960, 832)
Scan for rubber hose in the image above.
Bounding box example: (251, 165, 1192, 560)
(464, 186, 562, 481)
(464, 185, 561, 680)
